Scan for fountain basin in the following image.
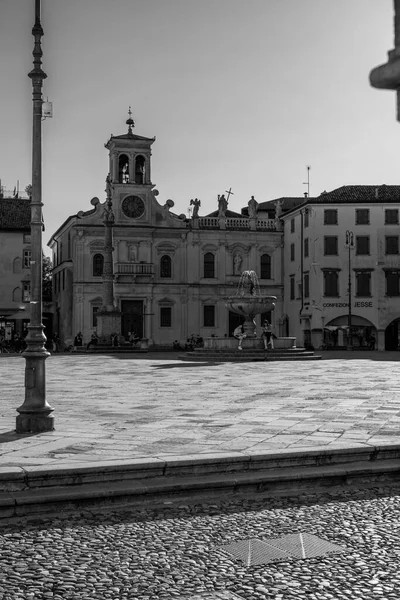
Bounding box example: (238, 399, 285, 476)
(204, 336, 296, 350)
(225, 296, 277, 317)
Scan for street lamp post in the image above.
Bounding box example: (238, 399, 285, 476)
(16, 0, 54, 433)
(345, 230, 354, 350)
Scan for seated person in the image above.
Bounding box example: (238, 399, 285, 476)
(233, 324, 246, 350)
(74, 332, 83, 347)
(86, 330, 99, 350)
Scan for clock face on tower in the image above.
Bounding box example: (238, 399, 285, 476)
(121, 195, 145, 219)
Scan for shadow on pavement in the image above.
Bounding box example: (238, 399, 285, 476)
(151, 362, 218, 369)
(0, 430, 37, 444)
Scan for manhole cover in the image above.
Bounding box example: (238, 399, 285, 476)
(220, 533, 345, 566)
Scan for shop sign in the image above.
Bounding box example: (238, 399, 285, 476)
(323, 302, 373, 308)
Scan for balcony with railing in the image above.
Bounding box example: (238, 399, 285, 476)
(197, 217, 277, 231)
(115, 262, 154, 276)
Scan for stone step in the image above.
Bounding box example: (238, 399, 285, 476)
(180, 350, 321, 362)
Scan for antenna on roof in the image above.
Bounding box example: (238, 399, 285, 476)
(303, 165, 311, 197)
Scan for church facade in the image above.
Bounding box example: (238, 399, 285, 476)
(47, 117, 286, 348)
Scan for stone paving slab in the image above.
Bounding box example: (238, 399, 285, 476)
(1, 351, 400, 468)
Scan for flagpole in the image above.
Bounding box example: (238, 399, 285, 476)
(16, 0, 54, 433)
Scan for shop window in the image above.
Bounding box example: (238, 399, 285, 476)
(160, 307, 172, 327)
(203, 252, 215, 278)
(290, 243, 295, 261)
(304, 272, 309, 298)
(324, 209, 337, 225)
(290, 218, 295, 233)
(160, 255, 171, 278)
(93, 254, 104, 276)
(385, 271, 400, 296)
(204, 305, 215, 327)
(385, 209, 399, 225)
(23, 250, 31, 268)
(385, 236, 399, 255)
(356, 236, 370, 255)
(324, 271, 339, 297)
(355, 209, 369, 225)
(304, 238, 309, 258)
(290, 275, 295, 300)
(324, 236, 338, 256)
(260, 254, 271, 279)
(356, 272, 371, 297)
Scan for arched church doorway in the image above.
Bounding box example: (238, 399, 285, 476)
(385, 319, 400, 350)
(324, 315, 376, 349)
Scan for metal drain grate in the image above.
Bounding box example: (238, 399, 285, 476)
(220, 533, 345, 566)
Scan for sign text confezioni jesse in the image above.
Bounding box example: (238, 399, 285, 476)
(322, 302, 373, 308)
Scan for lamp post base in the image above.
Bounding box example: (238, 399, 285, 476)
(16, 413, 54, 434)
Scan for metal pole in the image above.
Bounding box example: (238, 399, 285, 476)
(346, 230, 354, 350)
(16, 0, 54, 433)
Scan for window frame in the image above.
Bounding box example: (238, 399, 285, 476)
(385, 270, 400, 297)
(203, 305, 215, 327)
(92, 253, 104, 277)
(160, 254, 172, 278)
(324, 209, 338, 225)
(23, 249, 31, 268)
(355, 271, 371, 297)
(304, 237, 309, 258)
(355, 235, 370, 256)
(160, 306, 172, 327)
(203, 252, 215, 278)
(324, 236, 338, 256)
(260, 254, 271, 279)
(385, 236, 399, 255)
(385, 209, 399, 225)
(290, 243, 295, 262)
(323, 270, 339, 297)
(355, 208, 370, 225)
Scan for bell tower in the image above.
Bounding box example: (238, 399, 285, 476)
(105, 107, 155, 188)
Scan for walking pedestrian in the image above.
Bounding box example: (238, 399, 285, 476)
(261, 320, 274, 350)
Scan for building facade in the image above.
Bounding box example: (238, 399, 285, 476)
(282, 185, 400, 351)
(48, 119, 286, 347)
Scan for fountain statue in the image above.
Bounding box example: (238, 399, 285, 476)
(225, 270, 277, 337)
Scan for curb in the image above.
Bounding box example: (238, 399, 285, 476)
(1, 445, 400, 519)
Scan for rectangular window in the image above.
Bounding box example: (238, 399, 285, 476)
(92, 306, 99, 328)
(386, 236, 399, 255)
(356, 236, 370, 255)
(160, 307, 172, 327)
(356, 272, 371, 297)
(386, 271, 400, 296)
(355, 209, 369, 225)
(290, 218, 295, 233)
(324, 236, 338, 256)
(304, 238, 309, 258)
(324, 209, 338, 225)
(290, 243, 295, 261)
(290, 276, 295, 300)
(23, 233, 31, 243)
(304, 272, 309, 298)
(385, 209, 399, 225)
(304, 210, 309, 228)
(203, 305, 215, 327)
(23, 250, 31, 268)
(22, 283, 31, 302)
(324, 271, 339, 297)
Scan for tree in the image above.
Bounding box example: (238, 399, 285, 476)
(42, 255, 53, 301)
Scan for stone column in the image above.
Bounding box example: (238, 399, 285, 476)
(377, 328, 385, 352)
(96, 175, 121, 345)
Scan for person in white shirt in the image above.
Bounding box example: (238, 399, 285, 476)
(233, 324, 246, 350)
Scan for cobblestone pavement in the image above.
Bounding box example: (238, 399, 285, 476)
(1, 352, 400, 467)
(1, 484, 400, 599)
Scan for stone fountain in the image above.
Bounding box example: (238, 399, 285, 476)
(225, 270, 276, 337)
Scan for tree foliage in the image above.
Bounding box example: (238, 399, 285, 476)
(42, 255, 53, 301)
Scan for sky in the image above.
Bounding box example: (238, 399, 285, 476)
(0, 0, 399, 254)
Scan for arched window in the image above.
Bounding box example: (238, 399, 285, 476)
(260, 254, 271, 279)
(93, 254, 104, 277)
(204, 252, 215, 278)
(13, 257, 22, 274)
(135, 155, 145, 184)
(160, 255, 171, 278)
(118, 154, 130, 183)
